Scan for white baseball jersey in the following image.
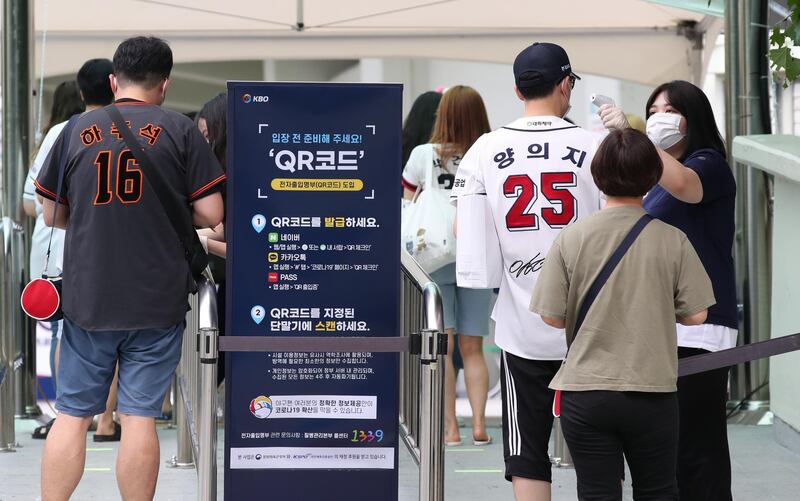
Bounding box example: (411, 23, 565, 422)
(451, 116, 601, 360)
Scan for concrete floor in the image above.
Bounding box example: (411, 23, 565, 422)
(1, 417, 799, 500)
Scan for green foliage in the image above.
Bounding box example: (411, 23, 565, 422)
(770, 0, 800, 86)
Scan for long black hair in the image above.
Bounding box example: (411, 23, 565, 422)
(402, 91, 442, 166)
(199, 92, 227, 170)
(44, 81, 84, 137)
(645, 80, 725, 159)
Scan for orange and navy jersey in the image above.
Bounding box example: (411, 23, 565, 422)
(35, 99, 225, 330)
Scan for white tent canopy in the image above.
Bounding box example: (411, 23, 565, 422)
(31, 0, 722, 86)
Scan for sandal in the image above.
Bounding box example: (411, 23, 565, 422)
(32, 418, 56, 439)
(472, 435, 493, 446)
(93, 421, 122, 442)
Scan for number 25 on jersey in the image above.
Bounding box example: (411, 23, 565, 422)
(504, 172, 577, 231)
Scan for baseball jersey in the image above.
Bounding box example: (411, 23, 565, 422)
(35, 99, 225, 331)
(451, 116, 601, 360)
(402, 143, 462, 192)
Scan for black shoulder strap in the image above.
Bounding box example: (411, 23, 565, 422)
(572, 214, 653, 337)
(104, 104, 207, 281)
(43, 113, 81, 277)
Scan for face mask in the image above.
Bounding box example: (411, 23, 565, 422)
(646, 112, 684, 150)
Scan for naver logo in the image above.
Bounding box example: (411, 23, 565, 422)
(242, 93, 269, 104)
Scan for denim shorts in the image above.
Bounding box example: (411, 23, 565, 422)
(56, 316, 184, 418)
(429, 263, 494, 336)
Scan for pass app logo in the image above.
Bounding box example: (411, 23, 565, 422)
(250, 395, 273, 419)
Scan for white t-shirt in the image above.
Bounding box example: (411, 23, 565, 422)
(402, 143, 462, 192)
(677, 323, 738, 352)
(451, 116, 601, 360)
(23, 121, 66, 280)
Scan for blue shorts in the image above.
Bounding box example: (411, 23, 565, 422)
(56, 317, 184, 418)
(429, 263, 494, 336)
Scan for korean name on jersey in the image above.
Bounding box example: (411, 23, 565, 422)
(451, 116, 602, 360)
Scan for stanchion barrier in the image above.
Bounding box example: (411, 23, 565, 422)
(551, 417, 572, 468)
(10, 219, 39, 418)
(174, 253, 446, 501)
(550, 332, 800, 470)
(0, 219, 18, 452)
(169, 272, 218, 469)
(197, 276, 219, 501)
(678, 332, 800, 376)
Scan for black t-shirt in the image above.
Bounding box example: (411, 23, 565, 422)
(643, 148, 738, 330)
(35, 100, 225, 330)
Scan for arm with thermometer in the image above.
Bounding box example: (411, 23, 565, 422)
(591, 94, 616, 108)
(592, 94, 631, 130)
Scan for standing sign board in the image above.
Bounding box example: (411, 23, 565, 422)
(225, 82, 402, 500)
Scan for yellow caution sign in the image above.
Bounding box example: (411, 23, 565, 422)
(271, 178, 363, 191)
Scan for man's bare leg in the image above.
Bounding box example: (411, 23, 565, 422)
(41, 414, 93, 501)
(96, 367, 119, 435)
(116, 414, 160, 501)
(512, 476, 551, 501)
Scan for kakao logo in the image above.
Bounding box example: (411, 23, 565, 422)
(250, 395, 273, 419)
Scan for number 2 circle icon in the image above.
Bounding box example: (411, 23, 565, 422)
(251, 306, 265, 324)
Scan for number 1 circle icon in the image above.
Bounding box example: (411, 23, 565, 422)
(251, 306, 265, 325)
(252, 214, 266, 233)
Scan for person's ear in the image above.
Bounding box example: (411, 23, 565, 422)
(559, 77, 569, 96)
(514, 85, 525, 102)
(109, 74, 118, 96)
(162, 78, 172, 94)
(79, 90, 86, 104)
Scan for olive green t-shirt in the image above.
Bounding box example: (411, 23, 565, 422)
(530, 205, 715, 392)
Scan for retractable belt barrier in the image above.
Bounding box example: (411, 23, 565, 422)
(678, 332, 800, 376)
(218, 335, 445, 356)
(218, 332, 800, 375)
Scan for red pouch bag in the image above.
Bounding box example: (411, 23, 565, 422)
(21, 276, 63, 322)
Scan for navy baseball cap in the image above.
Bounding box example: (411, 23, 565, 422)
(513, 42, 581, 89)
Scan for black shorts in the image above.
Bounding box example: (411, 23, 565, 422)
(500, 351, 562, 483)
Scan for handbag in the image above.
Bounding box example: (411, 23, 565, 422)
(400, 145, 457, 273)
(20, 114, 81, 322)
(105, 105, 209, 287)
(552, 213, 652, 417)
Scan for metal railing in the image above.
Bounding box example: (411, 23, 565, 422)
(0, 218, 18, 452)
(167, 271, 219, 501)
(173, 251, 446, 500)
(551, 418, 573, 468)
(399, 251, 446, 500)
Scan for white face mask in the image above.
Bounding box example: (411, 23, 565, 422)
(646, 112, 684, 150)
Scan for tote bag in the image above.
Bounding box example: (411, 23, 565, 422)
(401, 145, 457, 273)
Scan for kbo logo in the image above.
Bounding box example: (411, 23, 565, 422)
(242, 93, 269, 103)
